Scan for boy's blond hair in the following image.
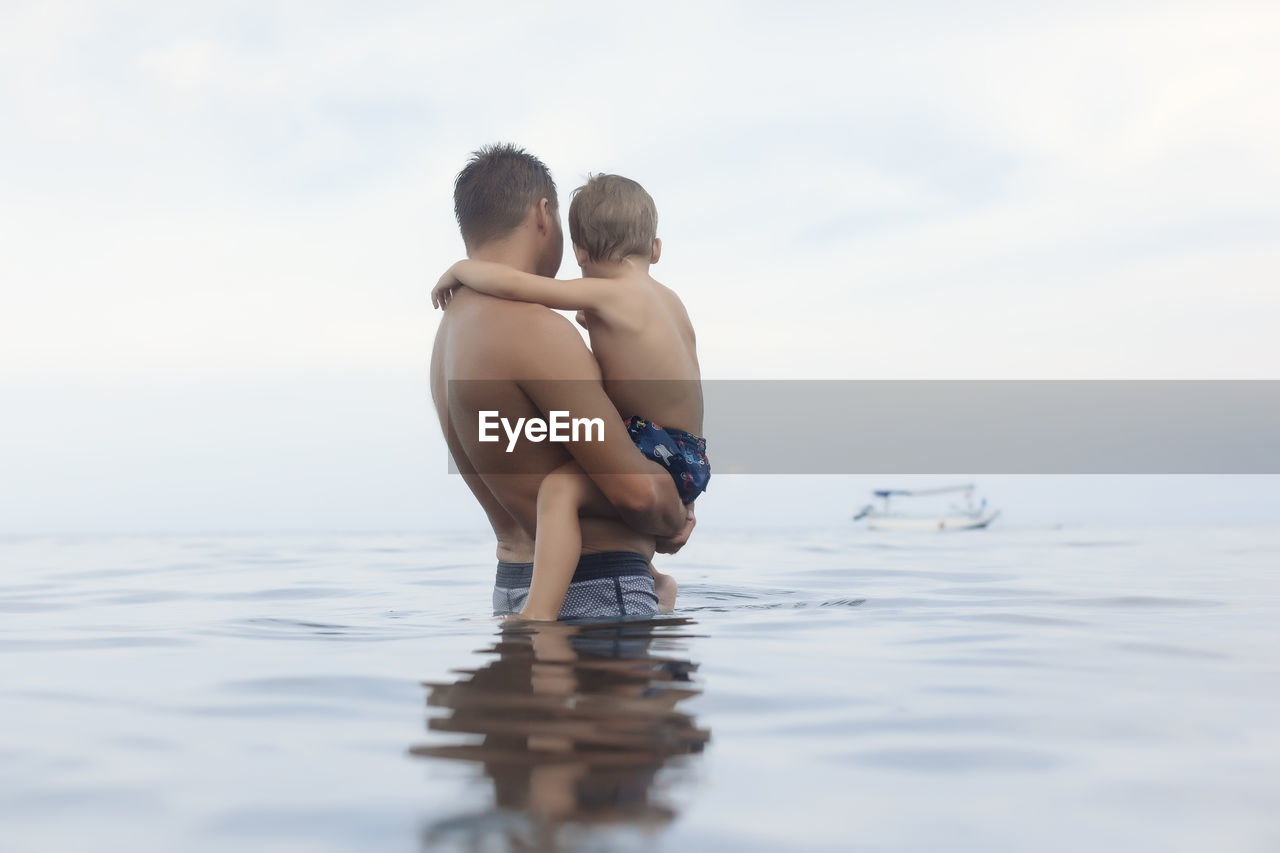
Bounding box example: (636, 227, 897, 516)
(568, 174, 657, 263)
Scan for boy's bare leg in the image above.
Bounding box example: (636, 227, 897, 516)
(649, 563, 678, 613)
(522, 460, 672, 621)
(521, 463, 591, 620)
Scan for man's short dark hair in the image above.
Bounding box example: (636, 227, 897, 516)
(453, 143, 558, 250)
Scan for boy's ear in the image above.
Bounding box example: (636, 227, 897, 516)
(649, 237, 662, 265)
(573, 243, 589, 267)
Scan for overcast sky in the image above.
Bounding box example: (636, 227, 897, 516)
(1, 1, 1277, 535)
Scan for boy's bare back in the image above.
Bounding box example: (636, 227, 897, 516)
(582, 269, 703, 437)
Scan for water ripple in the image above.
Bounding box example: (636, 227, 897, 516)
(844, 746, 1060, 772)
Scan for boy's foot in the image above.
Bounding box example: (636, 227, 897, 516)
(653, 571, 678, 613)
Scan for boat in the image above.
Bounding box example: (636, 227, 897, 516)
(852, 484, 1000, 531)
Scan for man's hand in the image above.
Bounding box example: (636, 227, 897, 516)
(431, 263, 464, 310)
(654, 503, 696, 555)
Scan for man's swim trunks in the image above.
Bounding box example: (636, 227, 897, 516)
(493, 551, 657, 620)
(624, 415, 710, 505)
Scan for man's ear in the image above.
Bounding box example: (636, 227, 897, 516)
(573, 243, 589, 267)
(650, 237, 662, 265)
(534, 198, 554, 234)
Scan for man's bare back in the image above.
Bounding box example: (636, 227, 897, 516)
(430, 289, 656, 564)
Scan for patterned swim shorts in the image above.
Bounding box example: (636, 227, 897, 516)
(493, 551, 657, 620)
(624, 415, 710, 505)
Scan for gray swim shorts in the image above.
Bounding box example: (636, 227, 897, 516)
(493, 551, 658, 620)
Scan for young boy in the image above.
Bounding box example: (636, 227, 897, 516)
(431, 173, 708, 621)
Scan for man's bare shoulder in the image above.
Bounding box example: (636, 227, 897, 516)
(445, 289, 582, 335)
(479, 291, 584, 343)
(441, 289, 594, 378)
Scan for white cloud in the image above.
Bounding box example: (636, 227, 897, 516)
(1, 0, 1277, 531)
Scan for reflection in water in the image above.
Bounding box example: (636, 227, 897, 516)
(411, 617, 710, 849)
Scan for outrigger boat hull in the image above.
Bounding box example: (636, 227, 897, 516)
(853, 484, 1000, 532)
(864, 509, 1001, 532)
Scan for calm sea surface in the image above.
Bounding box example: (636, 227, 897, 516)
(2, 525, 1278, 852)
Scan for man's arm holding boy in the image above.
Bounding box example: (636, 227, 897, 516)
(513, 308, 687, 540)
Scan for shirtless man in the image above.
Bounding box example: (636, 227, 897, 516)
(430, 143, 693, 619)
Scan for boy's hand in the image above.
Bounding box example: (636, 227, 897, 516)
(431, 264, 464, 310)
(654, 503, 696, 554)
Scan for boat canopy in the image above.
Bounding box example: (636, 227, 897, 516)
(873, 484, 974, 498)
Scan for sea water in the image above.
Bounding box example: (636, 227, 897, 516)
(2, 525, 1278, 851)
